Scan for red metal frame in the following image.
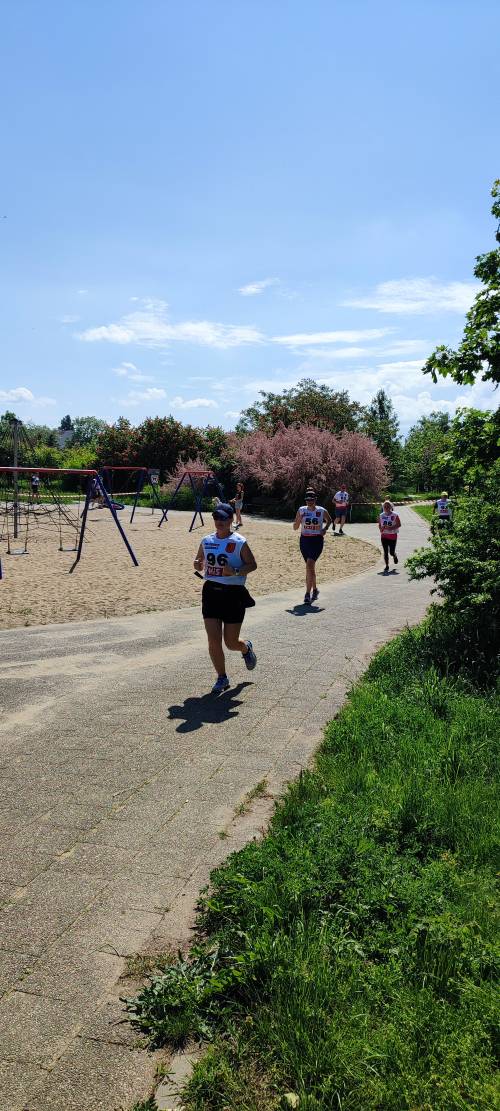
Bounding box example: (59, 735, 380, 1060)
(0, 466, 98, 475)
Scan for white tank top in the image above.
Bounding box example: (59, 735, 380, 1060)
(436, 498, 451, 517)
(379, 512, 400, 537)
(299, 506, 326, 536)
(334, 490, 349, 507)
(202, 532, 248, 586)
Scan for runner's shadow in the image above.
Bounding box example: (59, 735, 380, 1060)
(167, 682, 252, 733)
(285, 604, 325, 616)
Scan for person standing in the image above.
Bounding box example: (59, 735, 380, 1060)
(433, 491, 453, 529)
(332, 484, 349, 535)
(293, 488, 332, 604)
(194, 501, 257, 693)
(379, 500, 401, 574)
(230, 482, 245, 529)
(30, 472, 41, 502)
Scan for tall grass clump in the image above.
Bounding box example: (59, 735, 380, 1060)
(125, 619, 499, 1110)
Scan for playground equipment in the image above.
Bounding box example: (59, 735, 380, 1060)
(98, 465, 164, 522)
(0, 467, 139, 573)
(158, 469, 224, 533)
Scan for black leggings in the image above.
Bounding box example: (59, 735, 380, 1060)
(382, 536, 397, 563)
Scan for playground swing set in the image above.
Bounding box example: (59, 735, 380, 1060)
(95, 466, 164, 522)
(158, 469, 224, 532)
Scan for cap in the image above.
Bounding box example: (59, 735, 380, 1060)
(212, 502, 234, 521)
(305, 488, 316, 498)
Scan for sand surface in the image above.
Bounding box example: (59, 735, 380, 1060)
(0, 506, 379, 629)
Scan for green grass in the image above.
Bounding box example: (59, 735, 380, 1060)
(125, 623, 499, 1110)
(412, 504, 434, 523)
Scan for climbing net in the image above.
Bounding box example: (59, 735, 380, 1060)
(0, 467, 139, 574)
(0, 466, 89, 556)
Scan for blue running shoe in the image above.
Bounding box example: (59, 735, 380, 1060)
(243, 641, 257, 670)
(212, 674, 230, 693)
(311, 587, 319, 602)
(304, 592, 311, 605)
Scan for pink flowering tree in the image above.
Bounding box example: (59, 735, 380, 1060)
(234, 424, 388, 507)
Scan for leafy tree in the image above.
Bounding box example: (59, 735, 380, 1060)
(234, 424, 388, 507)
(236, 378, 364, 435)
(402, 412, 452, 491)
(424, 180, 500, 386)
(361, 389, 402, 478)
(96, 415, 203, 478)
(59, 414, 73, 431)
(435, 407, 500, 489)
(70, 416, 107, 446)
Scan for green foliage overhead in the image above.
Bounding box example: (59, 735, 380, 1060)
(236, 378, 364, 435)
(424, 180, 500, 386)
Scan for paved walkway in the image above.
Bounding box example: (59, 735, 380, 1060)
(0, 508, 430, 1111)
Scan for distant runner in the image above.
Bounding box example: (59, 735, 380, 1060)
(433, 491, 453, 529)
(379, 500, 401, 574)
(30, 472, 40, 501)
(332, 484, 349, 535)
(230, 482, 245, 530)
(194, 501, 257, 694)
(293, 488, 332, 605)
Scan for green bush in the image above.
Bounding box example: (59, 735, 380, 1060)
(125, 625, 499, 1110)
(407, 476, 499, 673)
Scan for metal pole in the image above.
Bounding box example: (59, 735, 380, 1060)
(12, 418, 21, 539)
(69, 480, 92, 572)
(95, 475, 139, 566)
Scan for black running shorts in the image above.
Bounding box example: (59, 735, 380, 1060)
(300, 535, 324, 562)
(202, 581, 247, 624)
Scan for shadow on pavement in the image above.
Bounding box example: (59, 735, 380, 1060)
(168, 681, 253, 733)
(285, 604, 325, 616)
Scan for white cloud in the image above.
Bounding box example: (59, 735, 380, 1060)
(170, 396, 218, 410)
(299, 345, 375, 361)
(238, 277, 279, 296)
(0, 387, 56, 406)
(112, 361, 155, 382)
(225, 410, 241, 419)
(342, 278, 479, 315)
(79, 298, 264, 349)
(60, 314, 80, 324)
(77, 289, 88, 295)
(118, 387, 167, 406)
(272, 328, 392, 347)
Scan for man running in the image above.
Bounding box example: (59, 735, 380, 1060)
(379, 500, 401, 574)
(293, 488, 331, 605)
(332, 484, 349, 535)
(433, 491, 453, 529)
(194, 501, 257, 693)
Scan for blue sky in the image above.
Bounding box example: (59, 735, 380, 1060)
(0, 0, 498, 434)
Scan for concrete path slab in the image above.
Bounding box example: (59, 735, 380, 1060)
(0, 508, 430, 1110)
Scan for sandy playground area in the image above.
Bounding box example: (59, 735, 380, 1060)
(0, 507, 379, 629)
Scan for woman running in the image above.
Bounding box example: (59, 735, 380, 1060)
(379, 500, 401, 574)
(293, 488, 331, 604)
(230, 482, 244, 529)
(194, 501, 257, 693)
(332, 483, 349, 535)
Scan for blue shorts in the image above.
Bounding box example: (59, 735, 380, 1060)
(335, 506, 348, 518)
(300, 535, 324, 562)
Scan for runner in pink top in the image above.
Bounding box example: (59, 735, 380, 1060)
(378, 500, 401, 574)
